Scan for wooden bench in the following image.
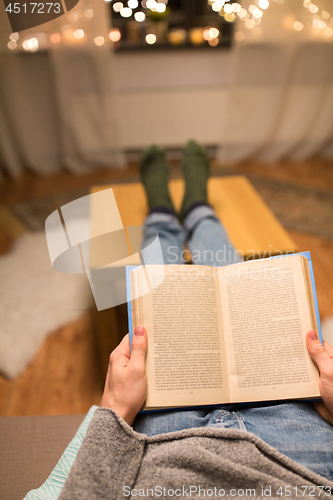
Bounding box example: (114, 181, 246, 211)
(91, 176, 297, 377)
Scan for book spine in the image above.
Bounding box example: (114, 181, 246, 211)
(271, 251, 323, 344)
(126, 266, 140, 349)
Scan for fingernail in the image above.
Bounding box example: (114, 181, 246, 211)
(308, 330, 317, 341)
(134, 326, 145, 336)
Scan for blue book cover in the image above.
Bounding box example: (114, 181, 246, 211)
(126, 265, 140, 349)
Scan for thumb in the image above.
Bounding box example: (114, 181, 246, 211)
(130, 326, 148, 369)
(306, 330, 332, 376)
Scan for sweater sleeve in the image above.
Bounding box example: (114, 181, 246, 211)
(58, 407, 146, 500)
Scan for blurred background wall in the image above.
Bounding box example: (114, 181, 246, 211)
(0, 0, 333, 178)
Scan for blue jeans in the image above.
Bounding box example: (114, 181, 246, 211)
(134, 207, 333, 481)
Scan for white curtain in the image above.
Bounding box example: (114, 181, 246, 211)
(50, 46, 125, 173)
(0, 0, 125, 178)
(217, 0, 333, 164)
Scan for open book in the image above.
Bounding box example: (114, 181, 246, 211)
(126, 252, 322, 410)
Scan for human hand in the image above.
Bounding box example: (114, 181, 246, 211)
(306, 330, 333, 426)
(100, 326, 148, 425)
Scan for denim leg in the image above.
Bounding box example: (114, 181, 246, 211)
(142, 212, 186, 265)
(183, 205, 243, 266)
(133, 408, 221, 436)
(235, 402, 333, 481)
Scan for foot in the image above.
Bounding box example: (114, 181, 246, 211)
(180, 140, 210, 220)
(140, 145, 174, 211)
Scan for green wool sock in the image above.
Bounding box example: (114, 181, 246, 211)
(180, 140, 210, 220)
(140, 145, 174, 211)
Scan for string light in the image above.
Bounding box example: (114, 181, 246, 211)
(94, 36, 105, 45)
(238, 8, 248, 19)
(252, 8, 263, 18)
(309, 4, 318, 14)
(209, 38, 219, 46)
(10, 0, 329, 52)
(113, 2, 123, 12)
(293, 21, 303, 31)
(313, 18, 326, 29)
(22, 38, 39, 51)
(145, 33, 156, 44)
(120, 7, 132, 17)
(209, 27, 219, 38)
(9, 32, 19, 41)
(146, 0, 156, 9)
(258, 0, 269, 9)
(83, 8, 94, 18)
(60, 24, 71, 33)
(245, 18, 255, 29)
(189, 28, 204, 44)
(234, 31, 244, 41)
(134, 11, 146, 21)
(212, 1, 224, 12)
(224, 12, 235, 21)
(156, 3, 166, 12)
(203, 28, 211, 40)
(73, 29, 85, 39)
(50, 32, 61, 43)
(168, 29, 187, 45)
(68, 12, 78, 22)
(109, 29, 121, 42)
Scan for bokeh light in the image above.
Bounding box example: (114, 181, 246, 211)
(146, 33, 157, 44)
(134, 11, 146, 21)
(50, 32, 62, 43)
(94, 36, 105, 45)
(109, 29, 121, 42)
(293, 21, 304, 31)
(73, 29, 85, 39)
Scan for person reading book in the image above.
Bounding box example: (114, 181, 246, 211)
(58, 142, 333, 499)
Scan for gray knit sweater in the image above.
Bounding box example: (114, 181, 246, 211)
(59, 407, 333, 499)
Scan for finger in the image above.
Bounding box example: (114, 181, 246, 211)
(111, 334, 130, 361)
(129, 326, 148, 370)
(323, 340, 333, 359)
(306, 330, 333, 376)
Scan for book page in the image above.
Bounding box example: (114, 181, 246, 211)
(218, 255, 320, 403)
(131, 265, 229, 408)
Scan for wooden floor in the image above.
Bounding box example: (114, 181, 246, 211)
(0, 158, 333, 416)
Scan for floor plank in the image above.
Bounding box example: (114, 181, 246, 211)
(0, 314, 103, 416)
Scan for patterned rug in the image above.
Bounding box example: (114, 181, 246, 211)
(9, 172, 333, 240)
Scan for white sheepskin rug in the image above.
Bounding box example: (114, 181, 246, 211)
(322, 316, 333, 346)
(0, 232, 93, 379)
